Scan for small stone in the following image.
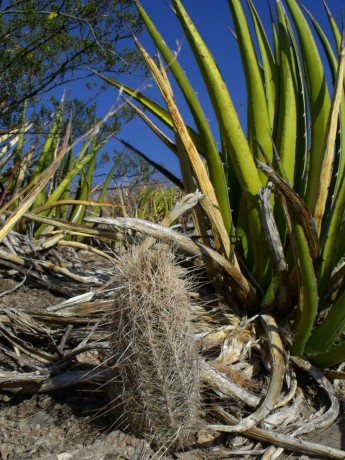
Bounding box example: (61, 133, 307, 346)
(0, 443, 15, 460)
(28, 410, 54, 427)
(196, 429, 217, 446)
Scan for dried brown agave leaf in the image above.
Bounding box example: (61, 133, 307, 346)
(204, 313, 286, 434)
(209, 406, 345, 459)
(86, 216, 258, 308)
(291, 356, 339, 436)
(257, 162, 318, 262)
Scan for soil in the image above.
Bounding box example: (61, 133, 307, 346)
(0, 282, 344, 460)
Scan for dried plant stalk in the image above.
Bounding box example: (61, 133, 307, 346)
(108, 246, 200, 450)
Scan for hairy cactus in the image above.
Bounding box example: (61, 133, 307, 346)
(108, 246, 200, 450)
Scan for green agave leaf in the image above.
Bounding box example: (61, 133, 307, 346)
(318, 163, 345, 303)
(137, 185, 173, 220)
(304, 5, 345, 205)
(308, 342, 345, 368)
(137, 186, 154, 219)
(270, 4, 280, 66)
(315, 35, 345, 301)
(283, 18, 308, 198)
(274, 2, 298, 187)
(31, 100, 64, 185)
(60, 142, 74, 220)
(172, 0, 270, 283)
(289, 220, 318, 357)
(11, 102, 32, 201)
(0, 122, 72, 243)
(37, 140, 93, 212)
(306, 288, 345, 355)
(313, 33, 345, 236)
(221, 136, 241, 232)
(322, 0, 342, 52)
(304, 5, 339, 71)
(246, 0, 278, 133)
(335, 221, 345, 264)
(258, 164, 318, 355)
(68, 138, 99, 225)
(285, 0, 331, 212)
(227, 0, 273, 167)
(33, 137, 95, 236)
(91, 156, 123, 219)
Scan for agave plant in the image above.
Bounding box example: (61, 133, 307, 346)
(0, 100, 124, 241)
(97, 0, 345, 369)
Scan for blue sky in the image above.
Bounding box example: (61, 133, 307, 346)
(89, 0, 344, 180)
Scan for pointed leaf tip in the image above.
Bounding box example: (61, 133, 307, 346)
(322, 0, 333, 18)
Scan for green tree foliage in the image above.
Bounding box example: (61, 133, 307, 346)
(0, 0, 144, 127)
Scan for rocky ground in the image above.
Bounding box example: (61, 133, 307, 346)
(0, 281, 344, 459)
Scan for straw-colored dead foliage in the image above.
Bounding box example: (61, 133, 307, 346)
(107, 245, 201, 450)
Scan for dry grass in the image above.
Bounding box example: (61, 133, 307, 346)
(108, 245, 201, 450)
